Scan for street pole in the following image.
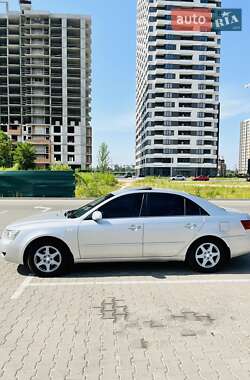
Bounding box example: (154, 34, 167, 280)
(170, 157, 173, 177)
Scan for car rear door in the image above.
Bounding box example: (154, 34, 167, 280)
(141, 192, 206, 257)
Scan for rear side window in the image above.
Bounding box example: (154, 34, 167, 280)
(185, 198, 208, 216)
(141, 193, 208, 217)
(98, 193, 143, 219)
(142, 193, 184, 217)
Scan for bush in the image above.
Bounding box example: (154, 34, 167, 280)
(0, 164, 19, 172)
(75, 172, 119, 198)
(50, 163, 72, 171)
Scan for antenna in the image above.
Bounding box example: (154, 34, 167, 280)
(0, 0, 9, 12)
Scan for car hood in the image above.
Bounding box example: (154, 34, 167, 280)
(6, 210, 67, 229)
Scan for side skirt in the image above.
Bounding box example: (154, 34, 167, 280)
(74, 256, 185, 264)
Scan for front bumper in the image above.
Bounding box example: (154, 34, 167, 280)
(0, 238, 23, 265)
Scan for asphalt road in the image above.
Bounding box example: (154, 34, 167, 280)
(0, 198, 86, 230)
(1, 199, 250, 379)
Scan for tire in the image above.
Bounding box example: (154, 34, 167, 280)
(186, 238, 229, 273)
(27, 238, 73, 277)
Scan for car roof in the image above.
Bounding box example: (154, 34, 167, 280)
(112, 187, 185, 196)
(111, 187, 226, 216)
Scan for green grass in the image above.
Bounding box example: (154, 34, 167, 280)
(131, 177, 250, 199)
(211, 177, 243, 181)
(75, 173, 250, 199)
(75, 172, 120, 198)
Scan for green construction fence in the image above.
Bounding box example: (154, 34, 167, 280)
(0, 171, 75, 197)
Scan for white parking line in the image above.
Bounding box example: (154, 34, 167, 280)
(34, 206, 51, 213)
(28, 278, 250, 286)
(10, 277, 250, 299)
(11, 276, 33, 300)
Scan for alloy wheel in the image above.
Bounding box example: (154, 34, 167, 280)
(33, 245, 62, 273)
(195, 242, 220, 269)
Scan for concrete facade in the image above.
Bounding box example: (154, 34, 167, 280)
(0, 0, 92, 169)
(218, 156, 226, 177)
(239, 119, 250, 175)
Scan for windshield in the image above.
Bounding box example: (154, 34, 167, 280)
(65, 193, 114, 219)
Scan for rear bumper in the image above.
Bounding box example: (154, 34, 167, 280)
(224, 234, 250, 258)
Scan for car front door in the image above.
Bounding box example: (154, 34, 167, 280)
(78, 193, 144, 259)
(141, 192, 206, 257)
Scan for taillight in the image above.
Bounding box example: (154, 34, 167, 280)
(241, 220, 250, 230)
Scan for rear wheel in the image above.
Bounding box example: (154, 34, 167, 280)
(186, 238, 229, 273)
(27, 239, 73, 277)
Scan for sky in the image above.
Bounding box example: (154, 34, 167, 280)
(3, 0, 250, 169)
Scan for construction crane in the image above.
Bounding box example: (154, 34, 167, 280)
(0, 0, 8, 12)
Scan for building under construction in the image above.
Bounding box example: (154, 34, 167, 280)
(0, 0, 92, 169)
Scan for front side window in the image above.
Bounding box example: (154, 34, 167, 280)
(98, 193, 143, 219)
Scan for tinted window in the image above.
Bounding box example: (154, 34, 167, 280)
(185, 198, 208, 216)
(142, 193, 208, 217)
(98, 193, 143, 219)
(142, 193, 184, 217)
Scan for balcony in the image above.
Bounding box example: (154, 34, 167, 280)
(35, 156, 51, 164)
(8, 127, 21, 136)
(30, 138, 50, 145)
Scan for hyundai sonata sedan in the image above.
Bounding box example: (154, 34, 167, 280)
(1, 188, 250, 276)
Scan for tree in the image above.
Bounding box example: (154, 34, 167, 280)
(13, 142, 36, 170)
(0, 131, 13, 168)
(97, 142, 111, 172)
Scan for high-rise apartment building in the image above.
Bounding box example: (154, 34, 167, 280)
(218, 156, 226, 177)
(136, 0, 221, 177)
(0, 0, 91, 168)
(239, 119, 250, 175)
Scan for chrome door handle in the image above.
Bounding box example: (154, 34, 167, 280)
(128, 225, 142, 231)
(185, 223, 197, 230)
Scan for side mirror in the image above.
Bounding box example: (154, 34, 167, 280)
(92, 211, 102, 222)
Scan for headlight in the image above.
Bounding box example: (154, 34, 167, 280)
(1, 229, 20, 240)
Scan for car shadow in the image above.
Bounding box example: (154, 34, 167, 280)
(17, 253, 250, 278)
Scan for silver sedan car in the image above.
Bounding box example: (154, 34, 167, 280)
(1, 188, 250, 276)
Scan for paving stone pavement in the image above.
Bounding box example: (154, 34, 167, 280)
(1, 258, 250, 380)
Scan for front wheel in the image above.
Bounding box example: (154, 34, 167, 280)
(27, 239, 72, 277)
(186, 238, 229, 273)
